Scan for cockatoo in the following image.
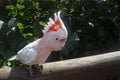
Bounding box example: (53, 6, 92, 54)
(9, 11, 68, 76)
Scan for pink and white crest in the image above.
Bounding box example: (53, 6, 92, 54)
(42, 11, 68, 37)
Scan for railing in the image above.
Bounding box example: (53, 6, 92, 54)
(0, 51, 120, 80)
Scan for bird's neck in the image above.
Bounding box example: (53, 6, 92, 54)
(37, 37, 53, 52)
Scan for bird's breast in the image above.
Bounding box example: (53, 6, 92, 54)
(29, 50, 51, 65)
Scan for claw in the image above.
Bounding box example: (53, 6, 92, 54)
(25, 65, 34, 76)
(33, 64, 43, 73)
(25, 64, 43, 76)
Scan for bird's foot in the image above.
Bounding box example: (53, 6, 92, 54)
(25, 65, 34, 76)
(33, 64, 43, 74)
(25, 64, 43, 76)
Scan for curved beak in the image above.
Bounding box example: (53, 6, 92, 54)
(60, 39, 66, 42)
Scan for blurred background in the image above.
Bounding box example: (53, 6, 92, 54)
(0, 0, 120, 68)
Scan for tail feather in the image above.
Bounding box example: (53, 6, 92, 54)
(8, 55, 17, 61)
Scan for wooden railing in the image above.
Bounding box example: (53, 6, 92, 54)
(0, 51, 120, 80)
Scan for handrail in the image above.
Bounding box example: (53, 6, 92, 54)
(0, 51, 120, 80)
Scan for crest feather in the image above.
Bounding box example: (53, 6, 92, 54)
(42, 11, 62, 34)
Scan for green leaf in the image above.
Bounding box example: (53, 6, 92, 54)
(17, 22, 24, 30)
(16, 4, 25, 9)
(23, 33, 33, 38)
(39, 21, 46, 27)
(19, 12, 24, 16)
(82, 6, 85, 12)
(11, 11, 18, 17)
(32, 1, 39, 9)
(6, 5, 15, 10)
(36, 12, 41, 17)
(7, 61, 12, 66)
(70, 8, 75, 13)
(17, 0, 24, 3)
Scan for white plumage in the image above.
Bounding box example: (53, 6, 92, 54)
(9, 11, 68, 76)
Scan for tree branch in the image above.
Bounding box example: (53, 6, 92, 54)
(0, 51, 120, 80)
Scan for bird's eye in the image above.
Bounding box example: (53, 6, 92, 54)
(56, 38, 58, 40)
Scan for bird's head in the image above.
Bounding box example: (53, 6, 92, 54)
(42, 11, 68, 51)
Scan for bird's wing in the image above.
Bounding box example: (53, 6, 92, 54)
(17, 47, 37, 65)
(17, 40, 39, 65)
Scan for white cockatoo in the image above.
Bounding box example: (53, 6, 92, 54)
(9, 11, 68, 76)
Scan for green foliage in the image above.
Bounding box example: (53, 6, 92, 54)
(0, 0, 120, 66)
